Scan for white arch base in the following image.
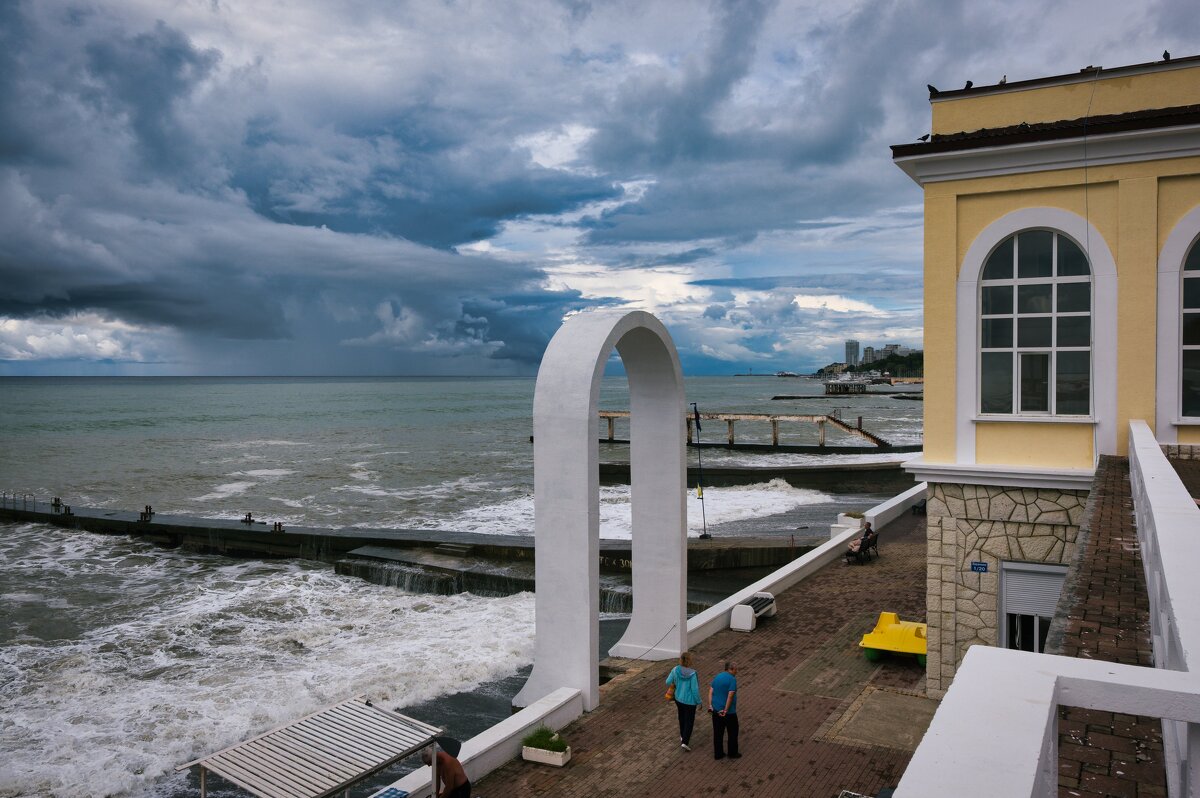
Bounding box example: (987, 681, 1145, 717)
(512, 311, 687, 712)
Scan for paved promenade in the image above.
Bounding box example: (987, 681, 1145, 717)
(476, 513, 930, 798)
(1053, 457, 1166, 797)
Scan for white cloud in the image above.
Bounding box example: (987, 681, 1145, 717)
(0, 315, 167, 362)
(792, 294, 881, 314)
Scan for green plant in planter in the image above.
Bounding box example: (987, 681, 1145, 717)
(522, 725, 568, 752)
(844, 511, 864, 519)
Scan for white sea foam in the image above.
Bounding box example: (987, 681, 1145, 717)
(335, 476, 508, 502)
(189, 481, 255, 502)
(235, 469, 296, 478)
(0, 525, 534, 798)
(211, 440, 312, 449)
(433, 479, 834, 539)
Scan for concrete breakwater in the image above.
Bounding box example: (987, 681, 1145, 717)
(0, 500, 822, 608)
(600, 459, 916, 490)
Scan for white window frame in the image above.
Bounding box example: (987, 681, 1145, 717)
(1156, 204, 1200, 442)
(977, 230, 1093, 417)
(956, 207, 1118, 465)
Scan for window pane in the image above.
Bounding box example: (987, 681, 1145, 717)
(1057, 236, 1090, 276)
(1057, 351, 1090, 415)
(1184, 313, 1200, 347)
(1020, 353, 1050, 412)
(982, 285, 1012, 315)
(1186, 242, 1200, 271)
(1185, 350, 1200, 418)
(1018, 317, 1052, 347)
(1057, 282, 1090, 312)
(981, 352, 1013, 413)
(983, 238, 1014, 280)
(1185, 276, 1200, 310)
(982, 318, 1013, 348)
(1057, 316, 1090, 347)
(1018, 230, 1053, 278)
(1017, 284, 1052, 314)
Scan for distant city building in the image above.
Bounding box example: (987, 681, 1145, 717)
(862, 346, 876, 364)
(882, 343, 901, 357)
(845, 340, 860, 366)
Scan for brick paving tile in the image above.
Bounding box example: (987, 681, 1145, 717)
(1054, 456, 1166, 797)
(474, 513, 928, 798)
(1169, 456, 1200, 500)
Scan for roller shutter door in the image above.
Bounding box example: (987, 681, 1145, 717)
(1002, 565, 1066, 617)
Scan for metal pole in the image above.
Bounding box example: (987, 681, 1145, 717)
(692, 404, 710, 540)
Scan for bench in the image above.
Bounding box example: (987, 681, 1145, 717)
(729, 592, 777, 632)
(845, 531, 879, 564)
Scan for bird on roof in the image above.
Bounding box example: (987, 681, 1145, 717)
(1163, 50, 1171, 61)
(999, 75, 1007, 85)
(964, 80, 973, 89)
(927, 84, 939, 97)
(918, 134, 930, 142)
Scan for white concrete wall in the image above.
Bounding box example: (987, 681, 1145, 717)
(375, 687, 583, 798)
(865, 481, 928, 529)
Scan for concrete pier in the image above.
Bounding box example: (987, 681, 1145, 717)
(0, 500, 823, 574)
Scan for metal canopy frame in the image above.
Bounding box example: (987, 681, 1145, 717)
(178, 696, 441, 798)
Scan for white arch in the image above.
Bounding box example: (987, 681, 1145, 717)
(1156, 203, 1200, 444)
(955, 207, 1118, 464)
(513, 310, 687, 712)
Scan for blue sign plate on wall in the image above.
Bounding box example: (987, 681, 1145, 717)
(970, 561, 988, 573)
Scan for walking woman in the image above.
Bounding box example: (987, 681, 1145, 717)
(665, 651, 703, 751)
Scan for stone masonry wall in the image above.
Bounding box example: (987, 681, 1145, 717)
(1163, 444, 1200, 460)
(924, 482, 1087, 697)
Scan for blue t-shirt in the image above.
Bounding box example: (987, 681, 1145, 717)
(711, 671, 737, 714)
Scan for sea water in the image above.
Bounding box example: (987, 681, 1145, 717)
(0, 376, 920, 797)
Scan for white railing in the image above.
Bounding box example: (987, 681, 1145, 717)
(895, 647, 1200, 798)
(895, 421, 1200, 797)
(1129, 420, 1200, 794)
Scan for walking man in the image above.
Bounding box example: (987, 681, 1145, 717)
(709, 661, 740, 760)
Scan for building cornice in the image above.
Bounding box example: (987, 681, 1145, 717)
(903, 458, 1095, 490)
(893, 123, 1200, 186)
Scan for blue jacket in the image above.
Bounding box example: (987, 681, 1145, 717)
(666, 665, 701, 706)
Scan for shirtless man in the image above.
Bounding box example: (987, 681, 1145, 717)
(420, 747, 470, 798)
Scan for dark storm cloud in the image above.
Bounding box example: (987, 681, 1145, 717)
(1, 0, 1196, 375)
(0, 2, 617, 370)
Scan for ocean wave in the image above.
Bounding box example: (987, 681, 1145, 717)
(211, 440, 312, 449)
(0, 527, 534, 798)
(189, 481, 256, 502)
(431, 479, 835, 539)
(234, 469, 296, 478)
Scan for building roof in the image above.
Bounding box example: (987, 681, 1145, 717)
(891, 103, 1200, 159)
(929, 54, 1200, 102)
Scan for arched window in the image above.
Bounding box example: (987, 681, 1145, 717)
(979, 230, 1092, 416)
(1184, 238, 1200, 418)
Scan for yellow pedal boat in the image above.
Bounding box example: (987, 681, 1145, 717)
(860, 611, 928, 666)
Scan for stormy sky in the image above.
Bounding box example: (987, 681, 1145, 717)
(1, 1, 1195, 375)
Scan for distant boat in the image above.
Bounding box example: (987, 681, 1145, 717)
(775, 371, 799, 378)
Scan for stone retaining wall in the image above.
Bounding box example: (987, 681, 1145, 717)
(924, 482, 1087, 696)
(1163, 444, 1200, 460)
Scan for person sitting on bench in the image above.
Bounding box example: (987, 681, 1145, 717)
(847, 522, 874, 560)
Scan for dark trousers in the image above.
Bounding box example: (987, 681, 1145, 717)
(448, 780, 471, 798)
(712, 711, 739, 757)
(675, 700, 698, 744)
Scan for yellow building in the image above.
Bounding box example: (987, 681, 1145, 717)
(891, 55, 1200, 695)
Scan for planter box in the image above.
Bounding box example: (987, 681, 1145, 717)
(837, 513, 865, 529)
(522, 745, 572, 767)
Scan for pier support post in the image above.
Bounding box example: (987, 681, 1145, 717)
(727, 419, 735, 446)
(818, 419, 826, 447)
(607, 416, 615, 441)
(771, 419, 779, 447)
(514, 310, 686, 713)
